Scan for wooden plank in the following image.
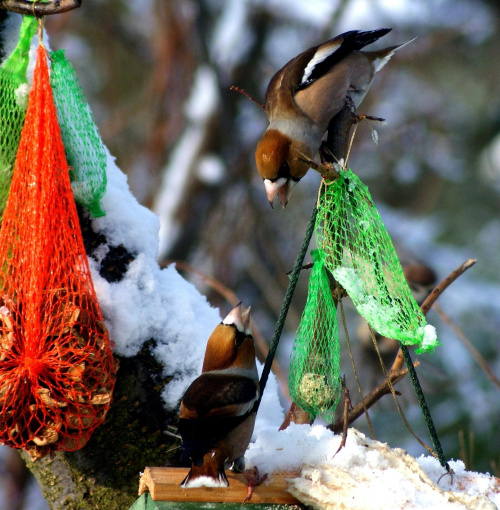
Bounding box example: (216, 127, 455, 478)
(138, 467, 301, 504)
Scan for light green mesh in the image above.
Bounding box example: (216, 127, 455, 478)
(289, 249, 342, 421)
(50, 49, 107, 217)
(316, 169, 439, 354)
(0, 16, 37, 218)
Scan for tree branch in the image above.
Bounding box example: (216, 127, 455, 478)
(0, 0, 82, 16)
(391, 258, 477, 372)
(328, 367, 411, 434)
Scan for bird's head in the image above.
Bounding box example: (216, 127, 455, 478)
(255, 129, 310, 208)
(202, 303, 256, 373)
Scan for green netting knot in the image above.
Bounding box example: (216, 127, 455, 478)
(50, 49, 107, 217)
(316, 169, 439, 354)
(0, 16, 38, 218)
(289, 248, 342, 421)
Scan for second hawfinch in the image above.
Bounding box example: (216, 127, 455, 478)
(178, 303, 259, 488)
(255, 28, 412, 208)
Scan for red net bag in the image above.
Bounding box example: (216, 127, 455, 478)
(0, 45, 117, 460)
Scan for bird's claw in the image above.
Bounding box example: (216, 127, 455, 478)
(354, 113, 386, 124)
(243, 466, 268, 503)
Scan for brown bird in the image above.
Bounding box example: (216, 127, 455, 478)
(178, 303, 259, 488)
(255, 28, 413, 208)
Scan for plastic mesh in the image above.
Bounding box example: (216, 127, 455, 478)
(0, 45, 117, 461)
(289, 249, 342, 421)
(316, 169, 439, 353)
(0, 16, 37, 219)
(50, 49, 107, 218)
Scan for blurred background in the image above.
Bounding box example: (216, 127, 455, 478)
(1, 0, 500, 507)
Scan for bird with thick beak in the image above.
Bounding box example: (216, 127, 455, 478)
(178, 303, 259, 488)
(255, 28, 413, 208)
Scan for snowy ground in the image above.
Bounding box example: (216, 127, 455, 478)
(247, 423, 499, 509)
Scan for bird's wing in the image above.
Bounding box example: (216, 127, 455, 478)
(180, 373, 259, 419)
(178, 374, 259, 466)
(295, 29, 391, 92)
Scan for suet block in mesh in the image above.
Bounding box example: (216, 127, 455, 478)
(316, 169, 438, 353)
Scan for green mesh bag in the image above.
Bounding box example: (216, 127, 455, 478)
(0, 16, 37, 218)
(50, 49, 107, 217)
(316, 169, 439, 353)
(289, 249, 342, 421)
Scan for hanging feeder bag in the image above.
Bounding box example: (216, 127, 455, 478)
(316, 169, 438, 353)
(289, 249, 342, 421)
(0, 45, 117, 461)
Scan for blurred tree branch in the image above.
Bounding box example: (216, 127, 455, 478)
(0, 0, 81, 16)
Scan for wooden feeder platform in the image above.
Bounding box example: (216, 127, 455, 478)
(130, 467, 302, 509)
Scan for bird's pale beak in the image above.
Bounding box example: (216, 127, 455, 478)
(278, 179, 298, 209)
(241, 306, 252, 335)
(264, 178, 286, 208)
(264, 178, 297, 209)
(223, 302, 244, 331)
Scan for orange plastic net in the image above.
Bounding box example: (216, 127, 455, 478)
(0, 45, 117, 460)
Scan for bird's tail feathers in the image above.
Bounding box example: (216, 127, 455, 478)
(366, 38, 416, 72)
(180, 450, 229, 488)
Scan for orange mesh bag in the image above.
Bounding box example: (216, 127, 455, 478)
(0, 45, 117, 460)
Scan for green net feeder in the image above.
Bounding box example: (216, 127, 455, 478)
(0, 16, 37, 218)
(289, 248, 342, 421)
(50, 49, 107, 217)
(316, 169, 439, 354)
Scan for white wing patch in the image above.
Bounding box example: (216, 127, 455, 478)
(301, 41, 342, 85)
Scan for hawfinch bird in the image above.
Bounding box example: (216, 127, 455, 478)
(255, 28, 412, 208)
(178, 303, 259, 488)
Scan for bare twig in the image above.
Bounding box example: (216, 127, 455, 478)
(433, 302, 500, 390)
(229, 85, 265, 111)
(391, 258, 477, 372)
(421, 258, 477, 316)
(333, 377, 352, 455)
(0, 0, 82, 15)
(160, 259, 291, 400)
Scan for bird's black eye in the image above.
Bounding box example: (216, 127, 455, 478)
(276, 161, 291, 180)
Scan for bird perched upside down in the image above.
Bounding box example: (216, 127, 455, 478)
(178, 303, 259, 488)
(255, 28, 413, 208)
